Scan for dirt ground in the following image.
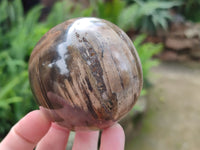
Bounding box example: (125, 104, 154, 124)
(126, 62, 200, 150)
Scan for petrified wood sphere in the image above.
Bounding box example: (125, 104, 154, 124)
(29, 17, 143, 130)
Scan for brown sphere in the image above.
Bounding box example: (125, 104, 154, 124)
(29, 17, 143, 131)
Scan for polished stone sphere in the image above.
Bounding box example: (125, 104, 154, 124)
(29, 17, 143, 131)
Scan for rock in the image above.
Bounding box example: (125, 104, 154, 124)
(170, 22, 189, 32)
(190, 48, 200, 58)
(168, 30, 186, 38)
(177, 54, 190, 61)
(159, 51, 178, 61)
(184, 23, 200, 38)
(146, 36, 163, 43)
(165, 38, 199, 50)
(162, 22, 200, 61)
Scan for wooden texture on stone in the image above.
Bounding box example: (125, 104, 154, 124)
(29, 17, 143, 130)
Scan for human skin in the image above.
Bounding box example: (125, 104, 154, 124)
(0, 110, 125, 150)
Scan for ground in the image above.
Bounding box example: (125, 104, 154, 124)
(126, 62, 200, 150)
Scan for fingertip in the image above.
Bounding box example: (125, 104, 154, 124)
(36, 123, 70, 150)
(109, 123, 125, 139)
(105, 123, 125, 143)
(72, 130, 99, 150)
(100, 123, 125, 150)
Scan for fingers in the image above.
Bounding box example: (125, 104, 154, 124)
(36, 123, 70, 150)
(0, 110, 125, 150)
(72, 130, 99, 150)
(0, 110, 51, 150)
(100, 123, 125, 150)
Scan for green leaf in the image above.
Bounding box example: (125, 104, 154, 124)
(118, 4, 139, 30)
(120, 0, 182, 33)
(8, 2, 16, 26)
(133, 34, 146, 46)
(46, 1, 73, 27)
(140, 89, 147, 96)
(24, 5, 43, 32)
(13, 0, 24, 25)
(0, 71, 28, 99)
(133, 34, 163, 88)
(82, 7, 94, 17)
(136, 1, 182, 15)
(97, 0, 125, 24)
(0, 0, 9, 23)
(0, 97, 22, 109)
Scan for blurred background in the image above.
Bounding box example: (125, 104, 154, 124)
(0, 0, 199, 149)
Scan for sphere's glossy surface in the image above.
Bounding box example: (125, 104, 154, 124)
(29, 17, 143, 130)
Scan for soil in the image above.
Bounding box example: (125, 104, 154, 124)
(126, 62, 200, 150)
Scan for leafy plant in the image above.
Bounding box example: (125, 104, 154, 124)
(0, 0, 93, 139)
(129, 34, 162, 114)
(177, 0, 200, 22)
(118, 0, 182, 33)
(133, 34, 163, 88)
(46, 1, 93, 28)
(0, 0, 44, 137)
(0, 0, 163, 140)
(95, 0, 125, 24)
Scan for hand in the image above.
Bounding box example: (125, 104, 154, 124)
(0, 110, 125, 150)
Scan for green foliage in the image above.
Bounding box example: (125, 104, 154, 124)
(0, 0, 92, 139)
(118, 0, 182, 33)
(95, 0, 125, 24)
(0, 0, 44, 137)
(0, 0, 163, 139)
(179, 0, 200, 22)
(46, 1, 93, 28)
(133, 34, 163, 87)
